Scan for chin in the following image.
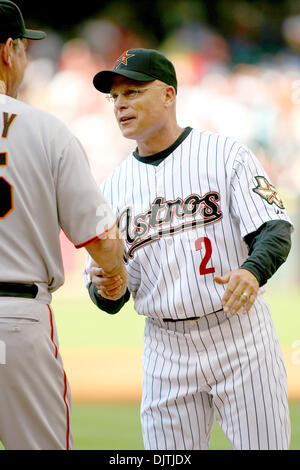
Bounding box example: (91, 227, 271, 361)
(120, 127, 137, 140)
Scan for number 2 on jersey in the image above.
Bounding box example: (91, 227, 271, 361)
(195, 237, 215, 275)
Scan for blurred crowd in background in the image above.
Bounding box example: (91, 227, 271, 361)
(18, 7, 300, 284)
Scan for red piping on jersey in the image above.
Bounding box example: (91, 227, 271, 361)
(62, 370, 70, 450)
(74, 221, 117, 249)
(47, 304, 71, 450)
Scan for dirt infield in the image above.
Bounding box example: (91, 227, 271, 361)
(61, 347, 143, 402)
(60, 347, 300, 402)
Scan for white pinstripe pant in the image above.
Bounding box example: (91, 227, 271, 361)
(141, 296, 290, 450)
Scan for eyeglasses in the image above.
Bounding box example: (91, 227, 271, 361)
(105, 87, 151, 104)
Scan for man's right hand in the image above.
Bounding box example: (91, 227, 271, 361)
(90, 261, 128, 301)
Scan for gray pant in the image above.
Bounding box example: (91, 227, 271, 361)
(0, 299, 72, 450)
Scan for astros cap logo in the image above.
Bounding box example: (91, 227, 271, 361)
(114, 51, 135, 69)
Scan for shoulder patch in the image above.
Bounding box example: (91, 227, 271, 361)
(252, 176, 285, 209)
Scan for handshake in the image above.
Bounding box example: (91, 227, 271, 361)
(89, 260, 128, 301)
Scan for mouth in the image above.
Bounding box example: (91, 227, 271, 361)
(119, 116, 135, 125)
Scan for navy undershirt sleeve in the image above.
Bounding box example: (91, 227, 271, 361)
(241, 220, 292, 286)
(88, 282, 130, 314)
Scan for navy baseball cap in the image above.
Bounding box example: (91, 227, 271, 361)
(93, 48, 177, 94)
(0, 0, 46, 43)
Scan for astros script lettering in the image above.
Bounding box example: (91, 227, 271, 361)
(119, 191, 222, 260)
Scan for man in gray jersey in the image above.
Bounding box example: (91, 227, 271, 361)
(0, 1, 127, 450)
(87, 48, 293, 450)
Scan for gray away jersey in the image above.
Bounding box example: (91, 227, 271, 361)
(0, 95, 115, 303)
(85, 128, 291, 320)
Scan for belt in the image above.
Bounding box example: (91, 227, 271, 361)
(0, 282, 38, 299)
(163, 316, 200, 323)
(162, 309, 223, 323)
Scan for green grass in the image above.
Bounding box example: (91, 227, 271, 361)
(52, 296, 144, 349)
(71, 402, 300, 450)
(264, 286, 300, 347)
(72, 403, 144, 450)
(0, 402, 299, 450)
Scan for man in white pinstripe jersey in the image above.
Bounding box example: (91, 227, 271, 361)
(86, 48, 293, 450)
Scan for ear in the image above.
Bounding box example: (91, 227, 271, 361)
(164, 85, 177, 107)
(1, 38, 14, 67)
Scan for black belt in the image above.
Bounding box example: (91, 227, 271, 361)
(162, 309, 224, 323)
(0, 282, 38, 299)
(163, 316, 200, 323)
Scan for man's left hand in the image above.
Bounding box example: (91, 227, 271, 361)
(214, 269, 259, 315)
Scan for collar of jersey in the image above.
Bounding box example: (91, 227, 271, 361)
(133, 127, 192, 166)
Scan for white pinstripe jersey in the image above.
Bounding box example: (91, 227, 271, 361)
(86, 128, 292, 320)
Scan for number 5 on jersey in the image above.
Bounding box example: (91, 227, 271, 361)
(0, 152, 13, 218)
(195, 236, 215, 275)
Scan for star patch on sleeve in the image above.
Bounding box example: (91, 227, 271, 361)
(252, 176, 285, 209)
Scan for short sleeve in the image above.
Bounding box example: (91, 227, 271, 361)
(56, 136, 116, 247)
(230, 146, 292, 238)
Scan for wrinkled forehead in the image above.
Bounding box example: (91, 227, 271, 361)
(110, 75, 155, 92)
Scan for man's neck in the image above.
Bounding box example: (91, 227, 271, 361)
(136, 123, 183, 157)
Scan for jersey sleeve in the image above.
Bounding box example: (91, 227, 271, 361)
(229, 146, 293, 238)
(56, 136, 116, 248)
